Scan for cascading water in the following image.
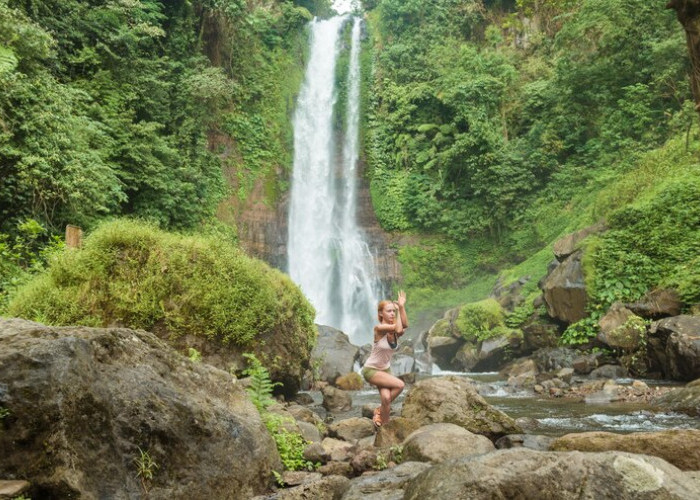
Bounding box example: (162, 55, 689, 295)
(288, 15, 382, 344)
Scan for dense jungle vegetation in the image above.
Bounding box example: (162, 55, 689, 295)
(2, 0, 700, 346)
(0, 0, 323, 307)
(363, 0, 700, 322)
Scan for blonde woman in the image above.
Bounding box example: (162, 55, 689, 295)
(361, 290, 408, 427)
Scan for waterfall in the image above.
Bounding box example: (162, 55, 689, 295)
(288, 16, 382, 344)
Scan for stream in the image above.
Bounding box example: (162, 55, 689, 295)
(304, 371, 700, 437)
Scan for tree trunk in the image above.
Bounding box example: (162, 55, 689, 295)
(668, 0, 700, 117)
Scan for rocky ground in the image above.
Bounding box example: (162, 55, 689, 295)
(3, 318, 700, 499)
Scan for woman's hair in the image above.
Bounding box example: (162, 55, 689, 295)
(377, 300, 394, 322)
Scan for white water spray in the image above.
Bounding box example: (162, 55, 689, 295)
(288, 16, 381, 344)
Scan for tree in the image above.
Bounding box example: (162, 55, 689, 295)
(667, 0, 700, 119)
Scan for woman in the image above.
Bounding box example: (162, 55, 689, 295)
(361, 290, 408, 427)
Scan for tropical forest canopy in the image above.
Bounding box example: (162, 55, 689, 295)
(2, 0, 700, 338)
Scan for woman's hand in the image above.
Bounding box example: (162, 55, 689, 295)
(397, 290, 407, 308)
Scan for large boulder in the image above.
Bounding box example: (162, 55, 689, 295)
(312, 326, 359, 385)
(531, 347, 580, 372)
(322, 385, 352, 413)
(374, 417, 422, 448)
(404, 449, 700, 499)
(550, 430, 700, 471)
(340, 461, 431, 500)
(653, 378, 700, 416)
(647, 315, 700, 381)
(540, 250, 587, 324)
(0, 318, 280, 499)
(427, 336, 462, 370)
(402, 423, 495, 463)
(552, 222, 605, 261)
(597, 304, 643, 351)
(390, 353, 416, 376)
(400, 376, 522, 440)
(328, 418, 375, 443)
(258, 475, 350, 500)
(626, 289, 683, 320)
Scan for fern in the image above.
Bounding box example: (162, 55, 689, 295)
(242, 353, 279, 411)
(0, 46, 18, 75)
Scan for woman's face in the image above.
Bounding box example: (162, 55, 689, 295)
(380, 303, 396, 324)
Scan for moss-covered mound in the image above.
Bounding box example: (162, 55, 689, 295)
(7, 219, 316, 393)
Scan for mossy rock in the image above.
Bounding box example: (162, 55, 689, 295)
(7, 219, 317, 394)
(428, 317, 453, 338)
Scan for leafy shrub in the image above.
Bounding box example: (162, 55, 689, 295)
(560, 316, 599, 346)
(243, 353, 315, 471)
(588, 179, 700, 309)
(7, 219, 316, 348)
(455, 298, 506, 342)
(263, 413, 316, 471)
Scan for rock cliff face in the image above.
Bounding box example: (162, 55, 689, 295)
(220, 160, 402, 288)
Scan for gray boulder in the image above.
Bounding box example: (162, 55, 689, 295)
(552, 222, 605, 261)
(341, 461, 431, 500)
(550, 430, 700, 471)
(0, 318, 280, 499)
(426, 335, 462, 370)
(328, 417, 375, 443)
(531, 347, 580, 372)
(598, 303, 643, 351)
(401, 376, 522, 440)
(256, 475, 350, 500)
(312, 326, 360, 384)
(626, 288, 683, 319)
(540, 250, 587, 324)
(402, 423, 495, 463)
(653, 378, 700, 416)
(648, 315, 700, 381)
(390, 353, 416, 376)
(322, 385, 352, 413)
(404, 449, 700, 499)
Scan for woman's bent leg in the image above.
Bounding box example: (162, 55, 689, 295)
(369, 371, 405, 424)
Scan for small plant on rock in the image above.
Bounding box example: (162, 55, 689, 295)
(243, 354, 316, 472)
(187, 347, 202, 363)
(134, 447, 159, 494)
(242, 353, 279, 411)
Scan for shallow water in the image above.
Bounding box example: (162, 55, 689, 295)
(303, 371, 700, 436)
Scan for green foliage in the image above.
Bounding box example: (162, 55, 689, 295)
(0, 406, 9, 419)
(187, 347, 202, 363)
(134, 447, 159, 493)
(398, 238, 480, 289)
(560, 316, 599, 346)
(375, 444, 403, 470)
(0, 219, 63, 312)
(366, 0, 690, 269)
(455, 298, 507, 342)
(263, 412, 316, 471)
(505, 302, 535, 329)
(7, 219, 316, 348)
(243, 352, 280, 411)
(242, 353, 315, 471)
(588, 178, 700, 309)
(0, 0, 230, 232)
